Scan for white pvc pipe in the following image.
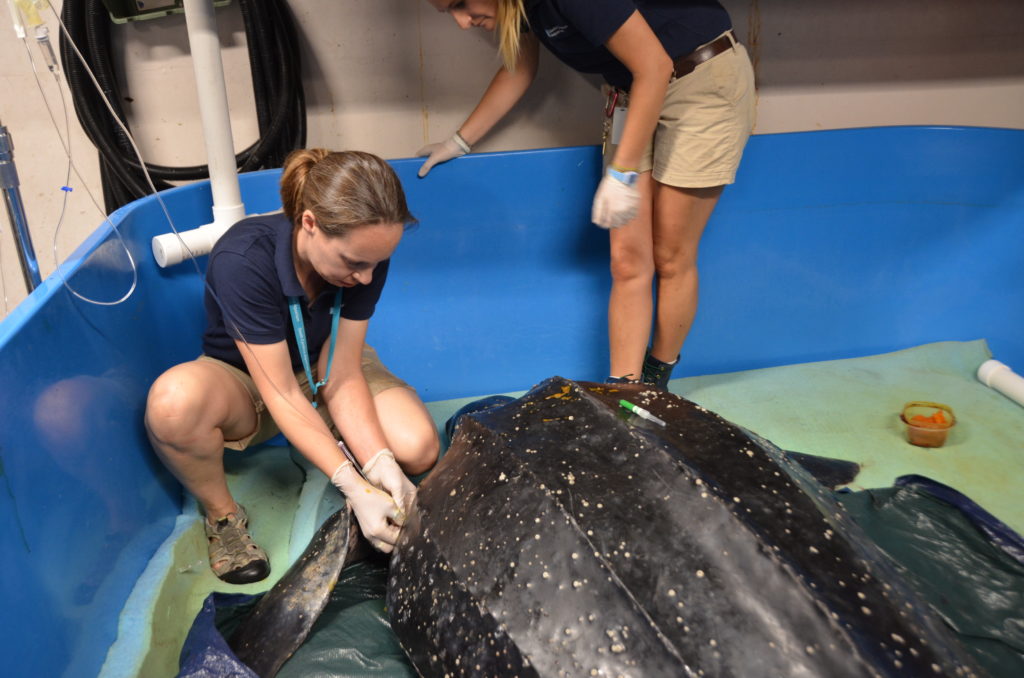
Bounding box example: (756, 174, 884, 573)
(977, 359, 1024, 409)
(152, 0, 246, 268)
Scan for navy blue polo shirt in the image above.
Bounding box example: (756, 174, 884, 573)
(524, 0, 731, 90)
(202, 212, 389, 372)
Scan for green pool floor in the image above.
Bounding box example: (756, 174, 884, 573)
(100, 339, 1024, 677)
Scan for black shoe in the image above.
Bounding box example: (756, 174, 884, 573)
(642, 350, 678, 390)
(605, 374, 640, 385)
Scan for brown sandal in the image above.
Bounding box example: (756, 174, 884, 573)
(204, 504, 270, 584)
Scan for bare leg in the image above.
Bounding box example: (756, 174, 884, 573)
(607, 172, 656, 379)
(373, 387, 440, 476)
(144, 360, 259, 520)
(650, 183, 724, 363)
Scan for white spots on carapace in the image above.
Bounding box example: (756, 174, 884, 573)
(567, 472, 576, 485)
(696, 569, 705, 578)
(891, 633, 906, 645)
(805, 645, 815, 655)
(667, 588, 677, 597)
(857, 592, 867, 600)
(824, 529, 834, 540)
(572, 580, 584, 589)
(449, 489, 457, 496)
(808, 546, 819, 554)
(861, 606, 872, 616)
(709, 639, 718, 648)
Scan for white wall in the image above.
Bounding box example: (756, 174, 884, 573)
(1, 0, 1023, 318)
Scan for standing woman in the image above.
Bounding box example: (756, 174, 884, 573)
(419, 1, 756, 387)
(145, 150, 439, 584)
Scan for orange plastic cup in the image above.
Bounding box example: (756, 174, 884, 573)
(900, 401, 956, 448)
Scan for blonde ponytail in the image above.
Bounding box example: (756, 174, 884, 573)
(496, 0, 528, 71)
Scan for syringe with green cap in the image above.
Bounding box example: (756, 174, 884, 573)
(619, 399, 666, 427)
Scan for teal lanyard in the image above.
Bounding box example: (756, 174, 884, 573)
(288, 288, 343, 408)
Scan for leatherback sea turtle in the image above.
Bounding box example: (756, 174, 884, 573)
(227, 377, 979, 677)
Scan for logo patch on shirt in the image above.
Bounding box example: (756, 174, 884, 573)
(545, 25, 569, 38)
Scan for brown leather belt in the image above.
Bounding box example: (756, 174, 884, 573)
(672, 31, 736, 79)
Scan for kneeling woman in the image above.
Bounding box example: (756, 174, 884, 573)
(145, 149, 439, 584)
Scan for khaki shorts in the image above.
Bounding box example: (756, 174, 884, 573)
(198, 344, 411, 450)
(606, 31, 757, 188)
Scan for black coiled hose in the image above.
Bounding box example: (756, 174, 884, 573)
(59, 0, 305, 213)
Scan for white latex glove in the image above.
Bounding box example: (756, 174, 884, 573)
(362, 448, 417, 518)
(591, 169, 640, 229)
(416, 131, 471, 178)
(331, 461, 403, 553)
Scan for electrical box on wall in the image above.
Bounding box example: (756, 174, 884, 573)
(99, 0, 231, 24)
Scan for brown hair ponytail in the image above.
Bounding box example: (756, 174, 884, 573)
(279, 149, 415, 237)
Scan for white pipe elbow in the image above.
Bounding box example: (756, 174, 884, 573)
(151, 202, 244, 268)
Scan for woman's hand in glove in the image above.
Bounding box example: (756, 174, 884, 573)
(330, 461, 404, 553)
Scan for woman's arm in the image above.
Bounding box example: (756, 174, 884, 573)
(318, 318, 418, 517)
(603, 11, 673, 171)
(316, 318, 389, 466)
(417, 32, 539, 177)
(238, 333, 406, 552)
(237, 339, 344, 477)
(458, 31, 540, 146)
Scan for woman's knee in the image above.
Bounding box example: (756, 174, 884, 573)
(609, 247, 655, 284)
(145, 368, 213, 447)
(392, 423, 439, 476)
(652, 244, 697, 280)
(375, 388, 440, 475)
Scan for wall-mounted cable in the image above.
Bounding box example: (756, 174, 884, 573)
(59, 0, 305, 214)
